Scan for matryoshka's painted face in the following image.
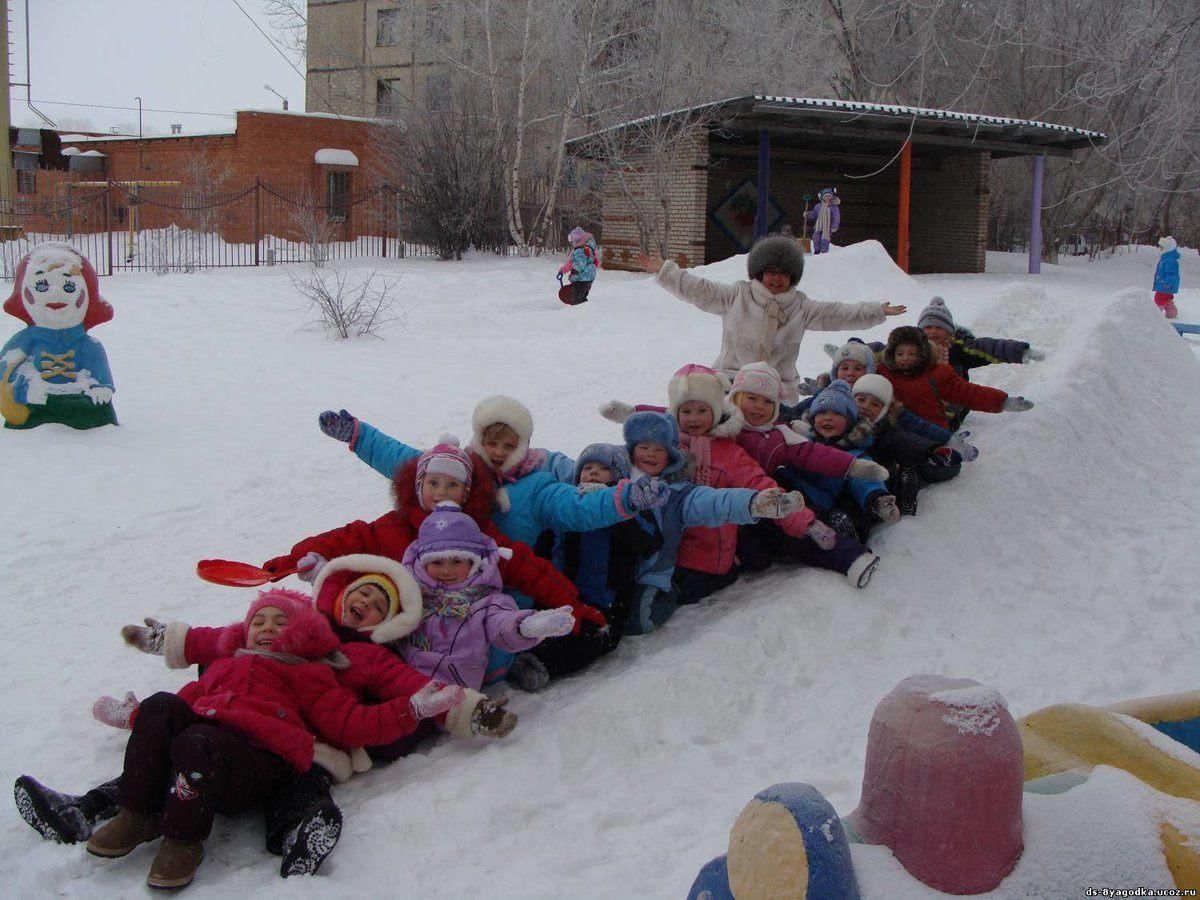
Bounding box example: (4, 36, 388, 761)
(23, 250, 88, 329)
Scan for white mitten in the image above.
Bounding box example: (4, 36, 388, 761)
(408, 681, 466, 720)
(789, 418, 815, 439)
(519, 607, 575, 639)
(296, 551, 328, 583)
(598, 400, 636, 423)
(1002, 396, 1033, 412)
(85, 385, 114, 405)
(847, 458, 889, 482)
(750, 488, 806, 519)
(873, 494, 901, 524)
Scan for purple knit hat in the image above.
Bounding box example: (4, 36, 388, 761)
(403, 503, 511, 582)
(568, 227, 592, 245)
(415, 436, 473, 509)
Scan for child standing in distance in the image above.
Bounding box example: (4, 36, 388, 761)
(558, 227, 600, 305)
(876, 326, 1033, 431)
(1153, 237, 1181, 319)
(805, 187, 840, 254)
(636, 235, 906, 403)
(730, 362, 882, 587)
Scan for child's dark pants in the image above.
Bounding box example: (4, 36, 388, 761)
(737, 520, 869, 574)
(118, 692, 292, 843)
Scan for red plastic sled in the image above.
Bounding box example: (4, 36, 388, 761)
(558, 283, 575, 304)
(196, 558, 295, 587)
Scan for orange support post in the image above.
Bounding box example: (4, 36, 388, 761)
(897, 139, 912, 273)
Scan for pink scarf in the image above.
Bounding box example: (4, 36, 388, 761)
(490, 448, 547, 511)
(678, 433, 713, 486)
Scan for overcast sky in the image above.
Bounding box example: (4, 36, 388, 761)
(7, 0, 306, 136)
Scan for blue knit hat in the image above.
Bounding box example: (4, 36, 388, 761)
(810, 379, 859, 424)
(573, 443, 630, 485)
(622, 412, 685, 476)
(828, 338, 876, 381)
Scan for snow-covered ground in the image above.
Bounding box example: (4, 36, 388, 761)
(1, 241, 1198, 897)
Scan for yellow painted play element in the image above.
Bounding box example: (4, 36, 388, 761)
(0, 357, 31, 425)
(1108, 689, 1200, 727)
(728, 799, 810, 899)
(1019, 701, 1200, 802)
(1162, 823, 1200, 891)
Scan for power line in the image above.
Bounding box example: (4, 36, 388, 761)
(8, 96, 236, 118)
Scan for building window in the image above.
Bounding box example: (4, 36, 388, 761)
(425, 5, 450, 44)
(326, 171, 350, 220)
(425, 73, 451, 112)
(377, 8, 402, 46)
(376, 78, 404, 118)
(16, 169, 36, 195)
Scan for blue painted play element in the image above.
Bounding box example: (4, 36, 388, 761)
(687, 855, 733, 900)
(1153, 716, 1200, 755)
(1172, 322, 1200, 335)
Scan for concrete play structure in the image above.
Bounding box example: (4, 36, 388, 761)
(689, 676, 1200, 897)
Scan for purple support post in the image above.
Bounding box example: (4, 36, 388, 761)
(754, 128, 770, 240)
(1029, 154, 1044, 274)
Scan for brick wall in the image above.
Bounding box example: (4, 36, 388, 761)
(598, 133, 709, 271)
(909, 150, 990, 274)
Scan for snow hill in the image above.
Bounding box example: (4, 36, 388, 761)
(1, 242, 1198, 897)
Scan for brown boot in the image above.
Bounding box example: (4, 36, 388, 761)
(147, 839, 204, 890)
(85, 807, 159, 858)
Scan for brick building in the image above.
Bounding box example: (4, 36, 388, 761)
(567, 96, 1106, 275)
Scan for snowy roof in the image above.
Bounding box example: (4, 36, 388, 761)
(567, 95, 1107, 158)
(79, 149, 106, 157)
(315, 148, 359, 166)
(60, 147, 81, 156)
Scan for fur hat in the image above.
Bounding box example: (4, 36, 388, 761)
(809, 379, 859, 424)
(883, 326, 935, 372)
(312, 554, 423, 645)
(405, 502, 512, 583)
(1158, 236, 1177, 253)
(730, 362, 783, 426)
(667, 364, 728, 418)
(573, 443, 630, 485)
(747, 234, 804, 287)
(828, 339, 876, 381)
(917, 297, 955, 333)
(852, 374, 894, 410)
(415, 436, 473, 509)
(220, 588, 341, 659)
(623, 411, 686, 477)
(469, 395, 533, 474)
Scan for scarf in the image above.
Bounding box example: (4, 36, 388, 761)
(491, 448, 547, 512)
(420, 584, 493, 622)
(678, 433, 714, 486)
(814, 198, 837, 236)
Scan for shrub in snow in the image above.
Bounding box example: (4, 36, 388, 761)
(291, 266, 405, 339)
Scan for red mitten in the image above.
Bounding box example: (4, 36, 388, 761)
(571, 601, 607, 633)
(262, 555, 295, 575)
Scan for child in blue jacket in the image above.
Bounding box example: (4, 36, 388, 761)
(558, 227, 599, 305)
(1153, 237, 1181, 319)
(616, 411, 805, 634)
(781, 381, 901, 543)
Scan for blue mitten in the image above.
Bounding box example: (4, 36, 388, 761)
(624, 476, 669, 511)
(318, 409, 358, 443)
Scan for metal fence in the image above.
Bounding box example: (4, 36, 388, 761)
(0, 179, 446, 278)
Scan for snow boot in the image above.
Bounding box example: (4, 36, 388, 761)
(826, 508, 859, 541)
(896, 466, 920, 517)
(507, 652, 552, 692)
(280, 800, 343, 877)
(847, 553, 881, 589)
(147, 839, 204, 890)
(86, 807, 160, 858)
(14, 775, 119, 844)
(1165, 300, 1179, 319)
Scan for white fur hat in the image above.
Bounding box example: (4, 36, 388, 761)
(469, 395, 533, 474)
(1158, 236, 1177, 252)
(851, 374, 894, 409)
(667, 364, 729, 417)
(310, 553, 424, 645)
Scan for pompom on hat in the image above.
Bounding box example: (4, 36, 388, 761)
(746, 234, 804, 287)
(917, 297, 955, 333)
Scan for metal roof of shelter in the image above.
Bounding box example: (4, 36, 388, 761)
(567, 95, 1107, 159)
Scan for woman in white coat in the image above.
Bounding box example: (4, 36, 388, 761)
(638, 236, 906, 404)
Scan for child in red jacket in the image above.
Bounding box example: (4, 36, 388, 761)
(34, 590, 462, 891)
(876, 326, 1033, 430)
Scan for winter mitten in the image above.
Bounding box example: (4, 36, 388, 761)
(872, 494, 902, 524)
(121, 617, 166, 655)
(519, 607, 576, 640)
(471, 697, 518, 738)
(85, 386, 114, 405)
(1023, 347, 1045, 362)
(569, 601, 607, 631)
(318, 409, 359, 443)
(805, 519, 837, 550)
(92, 693, 139, 730)
(624, 476, 670, 512)
(1001, 396, 1033, 412)
(576, 481, 608, 495)
(296, 552, 328, 584)
(408, 682, 466, 720)
(558, 262, 572, 276)
(508, 653, 552, 692)
(847, 458, 889, 481)
(599, 399, 636, 423)
(944, 429, 979, 461)
(750, 487, 806, 519)
(789, 418, 815, 439)
(797, 377, 822, 397)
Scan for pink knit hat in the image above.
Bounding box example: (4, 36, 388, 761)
(667, 364, 728, 418)
(415, 435, 473, 509)
(217, 588, 341, 659)
(731, 362, 783, 404)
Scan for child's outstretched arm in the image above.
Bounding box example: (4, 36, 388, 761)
(957, 335, 1030, 371)
(478, 594, 546, 654)
(935, 369, 1011, 414)
(679, 486, 760, 528)
(263, 514, 391, 576)
(318, 409, 423, 479)
(528, 474, 665, 535)
(121, 618, 228, 670)
(639, 252, 739, 315)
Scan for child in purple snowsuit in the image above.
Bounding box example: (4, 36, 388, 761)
(805, 188, 840, 254)
(397, 503, 576, 691)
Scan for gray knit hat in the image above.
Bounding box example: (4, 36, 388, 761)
(747, 235, 804, 287)
(917, 297, 955, 332)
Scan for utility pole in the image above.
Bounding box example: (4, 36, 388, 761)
(0, 0, 13, 203)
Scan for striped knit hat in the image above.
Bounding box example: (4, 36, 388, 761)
(415, 436, 473, 508)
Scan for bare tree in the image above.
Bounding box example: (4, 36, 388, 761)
(292, 267, 406, 339)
